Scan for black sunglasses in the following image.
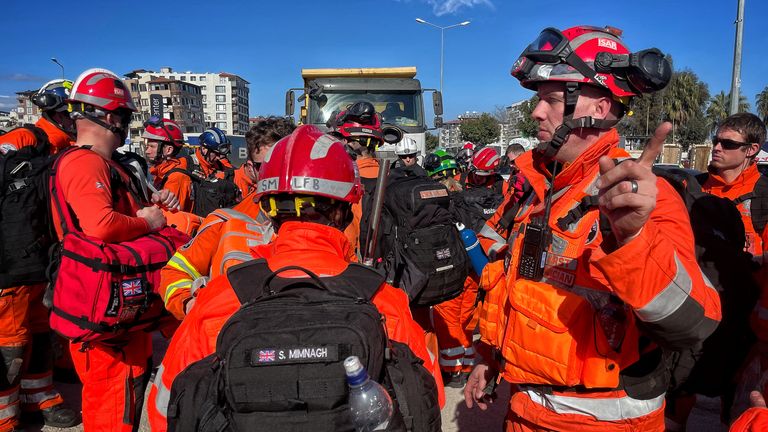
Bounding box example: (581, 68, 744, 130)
(398, 154, 417, 159)
(713, 137, 751, 150)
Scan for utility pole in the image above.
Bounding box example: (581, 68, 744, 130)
(729, 0, 745, 115)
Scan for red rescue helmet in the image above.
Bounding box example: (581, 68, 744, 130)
(68, 68, 137, 112)
(141, 116, 184, 147)
(472, 147, 501, 175)
(256, 125, 363, 206)
(331, 101, 384, 148)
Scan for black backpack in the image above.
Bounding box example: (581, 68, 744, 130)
(167, 260, 440, 432)
(379, 171, 469, 306)
(557, 167, 760, 398)
(453, 179, 505, 233)
(163, 155, 241, 217)
(0, 125, 57, 288)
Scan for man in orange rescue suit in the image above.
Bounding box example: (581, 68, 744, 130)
(158, 117, 295, 320)
(147, 125, 444, 430)
(464, 26, 721, 431)
(0, 79, 80, 430)
(58, 68, 178, 432)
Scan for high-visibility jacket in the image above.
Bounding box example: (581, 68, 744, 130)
(149, 157, 190, 190)
(476, 129, 721, 430)
(148, 221, 445, 431)
(159, 194, 273, 320)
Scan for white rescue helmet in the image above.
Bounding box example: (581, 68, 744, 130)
(394, 136, 418, 156)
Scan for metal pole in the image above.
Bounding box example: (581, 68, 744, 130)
(363, 158, 391, 267)
(440, 28, 445, 95)
(729, 0, 745, 115)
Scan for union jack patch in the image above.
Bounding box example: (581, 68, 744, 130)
(435, 248, 451, 260)
(258, 350, 276, 362)
(120, 278, 144, 297)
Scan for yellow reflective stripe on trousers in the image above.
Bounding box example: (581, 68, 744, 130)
(167, 253, 202, 281)
(153, 365, 170, 419)
(523, 390, 665, 421)
(164, 280, 193, 304)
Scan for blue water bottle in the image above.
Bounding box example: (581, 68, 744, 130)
(457, 223, 489, 276)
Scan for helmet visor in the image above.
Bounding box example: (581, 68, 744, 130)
(521, 28, 570, 64)
(143, 115, 163, 128)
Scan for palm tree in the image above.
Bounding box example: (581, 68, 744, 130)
(757, 86, 768, 123)
(664, 71, 709, 142)
(706, 91, 729, 132)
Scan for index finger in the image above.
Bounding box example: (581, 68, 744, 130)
(637, 122, 672, 168)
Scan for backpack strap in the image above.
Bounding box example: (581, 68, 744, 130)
(735, 175, 768, 235)
(20, 125, 51, 154)
(555, 195, 600, 231)
(49, 146, 95, 235)
(227, 259, 385, 305)
(495, 178, 533, 234)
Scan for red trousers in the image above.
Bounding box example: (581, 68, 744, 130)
(70, 332, 152, 432)
(433, 276, 479, 372)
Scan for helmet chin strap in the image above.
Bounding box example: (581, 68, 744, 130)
(536, 82, 620, 160)
(81, 113, 129, 142)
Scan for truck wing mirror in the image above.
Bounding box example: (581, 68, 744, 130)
(432, 91, 444, 116)
(285, 90, 295, 117)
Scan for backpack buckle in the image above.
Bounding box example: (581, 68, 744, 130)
(7, 179, 29, 192)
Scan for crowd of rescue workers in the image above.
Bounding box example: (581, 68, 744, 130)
(1, 24, 768, 432)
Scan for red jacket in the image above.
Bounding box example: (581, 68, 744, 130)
(148, 221, 444, 431)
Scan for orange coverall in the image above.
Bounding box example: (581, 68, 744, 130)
(53, 147, 156, 432)
(147, 221, 445, 431)
(0, 118, 73, 431)
(477, 130, 721, 431)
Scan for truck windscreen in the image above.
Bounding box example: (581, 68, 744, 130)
(309, 92, 424, 131)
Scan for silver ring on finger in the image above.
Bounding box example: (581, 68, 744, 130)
(630, 179, 639, 194)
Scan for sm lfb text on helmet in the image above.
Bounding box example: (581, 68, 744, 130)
(258, 176, 355, 199)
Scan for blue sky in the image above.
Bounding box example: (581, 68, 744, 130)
(2, 0, 767, 121)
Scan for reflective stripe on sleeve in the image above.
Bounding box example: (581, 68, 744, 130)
(634, 253, 692, 323)
(0, 392, 18, 405)
(523, 389, 665, 421)
(0, 404, 19, 420)
(164, 280, 193, 304)
(167, 254, 202, 281)
(758, 305, 768, 321)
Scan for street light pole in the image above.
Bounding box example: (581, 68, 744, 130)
(415, 18, 470, 95)
(51, 58, 64, 79)
(728, 0, 745, 115)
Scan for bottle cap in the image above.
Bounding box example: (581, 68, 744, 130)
(343, 356, 363, 376)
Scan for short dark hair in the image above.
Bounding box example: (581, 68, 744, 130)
(246, 117, 296, 159)
(717, 113, 766, 145)
(507, 143, 525, 156)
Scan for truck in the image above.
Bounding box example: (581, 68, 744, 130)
(285, 67, 443, 159)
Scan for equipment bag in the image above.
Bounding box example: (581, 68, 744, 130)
(381, 173, 469, 306)
(167, 260, 440, 432)
(0, 126, 56, 288)
(164, 155, 241, 217)
(48, 147, 190, 342)
(452, 183, 505, 233)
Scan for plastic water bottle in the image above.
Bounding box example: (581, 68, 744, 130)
(344, 356, 393, 431)
(457, 223, 489, 276)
